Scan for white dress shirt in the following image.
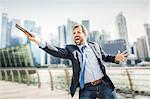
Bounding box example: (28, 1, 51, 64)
(77, 42, 104, 83)
(39, 40, 104, 84)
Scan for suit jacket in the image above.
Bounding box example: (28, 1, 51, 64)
(40, 42, 118, 97)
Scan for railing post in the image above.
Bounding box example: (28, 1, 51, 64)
(64, 68, 72, 99)
(17, 70, 21, 83)
(36, 69, 41, 88)
(48, 67, 54, 90)
(64, 68, 70, 92)
(126, 68, 135, 99)
(4, 69, 8, 81)
(10, 69, 14, 82)
(0, 70, 2, 80)
(25, 69, 30, 86)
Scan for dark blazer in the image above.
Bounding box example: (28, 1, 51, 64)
(40, 42, 118, 97)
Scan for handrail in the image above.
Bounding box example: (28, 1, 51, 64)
(0, 68, 38, 86)
(0, 66, 150, 98)
(106, 66, 150, 97)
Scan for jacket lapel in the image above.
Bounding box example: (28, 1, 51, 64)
(88, 43, 101, 59)
(88, 42, 106, 75)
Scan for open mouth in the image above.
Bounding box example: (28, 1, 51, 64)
(75, 37, 80, 41)
(75, 38, 80, 41)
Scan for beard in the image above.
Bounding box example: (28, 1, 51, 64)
(75, 39, 81, 45)
(74, 38, 84, 45)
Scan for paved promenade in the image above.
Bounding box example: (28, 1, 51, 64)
(0, 81, 72, 99)
(0, 81, 150, 99)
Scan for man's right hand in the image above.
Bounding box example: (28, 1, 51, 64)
(25, 32, 41, 46)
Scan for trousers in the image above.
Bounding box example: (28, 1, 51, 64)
(79, 81, 117, 99)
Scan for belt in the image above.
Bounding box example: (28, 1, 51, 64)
(85, 79, 103, 86)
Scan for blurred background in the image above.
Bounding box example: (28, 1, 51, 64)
(0, 0, 150, 99)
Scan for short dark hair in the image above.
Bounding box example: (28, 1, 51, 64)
(73, 24, 88, 36)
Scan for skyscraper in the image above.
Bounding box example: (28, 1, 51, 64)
(88, 30, 100, 43)
(1, 13, 9, 48)
(50, 35, 60, 64)
(82, 20, 90, 33)
(116, 12, 128, 41)
(144, 23, 150, 57)
(116, 12, 130, 53)
(136, 36, 149, 59)
(23, 20, 42, 65)
(58, 25, 67, 47)
(99, 29, 111, 46)
(9, 19, 21, 46)
(66, 19, 77, 44)
(101, 30, 111, 41)
(58, 25, 67, 64)
(1, 13, 22, 48)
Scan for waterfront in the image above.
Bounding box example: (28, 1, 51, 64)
(0, 67, 150, 99)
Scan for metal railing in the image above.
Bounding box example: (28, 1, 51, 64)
(0, 68, 41, 88)
(0, 66, 150, 99)
(106, 67, 150, 99)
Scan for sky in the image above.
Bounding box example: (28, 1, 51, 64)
(0, 0, 149, 43)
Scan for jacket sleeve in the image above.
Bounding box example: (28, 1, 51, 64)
(100, 47, 118, 63)
(39, 42, 71, 59)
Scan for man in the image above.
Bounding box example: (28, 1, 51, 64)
(26, 24, 127, 99)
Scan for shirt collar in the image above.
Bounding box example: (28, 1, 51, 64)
(77, 42, 89, 52)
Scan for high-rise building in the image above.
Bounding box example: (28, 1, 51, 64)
(116, 12, 128, 41)
(82, 20, 90, 33)
(9, 19, 22, 46)
(116, 12, 130, 53)
(58, 25, 67, 47)
(130, 42, 137, 57)
(99, 29, 111, 46)
(58, 25, 67, 64)
(23, 20, 42, 65)
(126, 42, 138, 66)
(88, 31, 100, 43)
(144, 23, 150, 57)
(102, 39, 127, 55)
(66, 19, 77, 44)
(1, 13, 22, 48)
(50, 35, 60, 64)
(136, 36, 149, 59)
(1, 13, 9, 48)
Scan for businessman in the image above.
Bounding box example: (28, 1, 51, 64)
(26, 24, 127, 99)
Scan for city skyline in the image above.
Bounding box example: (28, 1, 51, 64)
(0, 0, 149, 43)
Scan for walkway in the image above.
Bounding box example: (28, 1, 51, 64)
(0, 81, 150, 99)
(0, 81, 71, 99)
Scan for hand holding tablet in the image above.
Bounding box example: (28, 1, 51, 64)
(16, 24, 41, 45)
(16, 24, 34, 37)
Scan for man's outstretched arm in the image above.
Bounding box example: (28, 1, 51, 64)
(25, 32, 71, 59)
(100, 47, 127, 63)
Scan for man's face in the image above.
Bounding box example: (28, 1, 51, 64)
(73, 26, 86, 45)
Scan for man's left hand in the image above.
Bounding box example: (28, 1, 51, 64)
(115, 50, 128, 62)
